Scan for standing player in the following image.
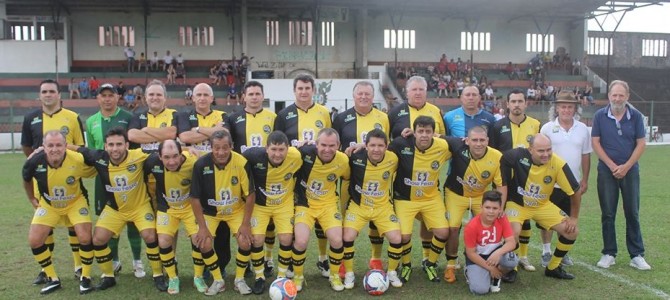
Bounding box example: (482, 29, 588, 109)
(388, 76, 446, 139)
(243, 131, 302, 294)
(21, 79, 86, 285)
(292, 128, 350, 292)
(490, 89, 541, 275)
(539, 90, 591, 267)
(23, 131, 96, 295)
(85, 83, 144, 278)
(501, 134, 581, 280)
(190, 130, 256, 295)
(128, 80, 178, 153)
(443, 85, 495, 138)
(342, 129, 404, 289)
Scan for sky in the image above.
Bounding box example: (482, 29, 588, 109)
(587, 3, 670, 33)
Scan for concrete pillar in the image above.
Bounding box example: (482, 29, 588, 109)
(0, 2, 6, 39)
(355, 8, 368, 78)
(241, 0, 248, 55)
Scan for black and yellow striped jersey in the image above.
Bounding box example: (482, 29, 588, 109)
(274, 103, 331, 146)
(295, 145, 350, 208)
(501, 148, 579, 207)
(388, 136, 452, 201)
(177, 109, 227, 152)
(243, 147, 302, 206)
(333, 107, 390, 151)
(443, 138, 504, 197)
(79, 148, 151, 211)
(191, 152, 254, 216)
(348, 150, 398, 207)
(491, 115, 541, 151)
(387, 102, 446, 139)
(21, 108, 85, 149)
(22, 149, 96, 207)
(129, 108, 179, 152)
(225, 109, 276, 153)
(143, 151, 197, 212)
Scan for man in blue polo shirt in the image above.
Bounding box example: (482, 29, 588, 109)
(444, 85, 495, 138)
(591, 80, 650, 271)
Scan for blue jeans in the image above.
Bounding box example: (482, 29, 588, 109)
(597, 164, 645, 258)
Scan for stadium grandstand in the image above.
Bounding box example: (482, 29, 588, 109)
(1, 0, 669, 150)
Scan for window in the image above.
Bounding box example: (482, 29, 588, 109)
(98, 26, 135, 47)
(10, 25, 45, 41)
(526, 33, 554, 52)
(289, 21, 312, 46)
(587, 37, 612, 55)
(178, 26, 214, 46)
(642, 39, 667, 57)
(266, 20, 279, 46)
(384, 29, 415, 49)
(460, 32, 490, 51)
(321, 21, 335, 47)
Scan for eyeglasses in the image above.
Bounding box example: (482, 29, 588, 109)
(615, 122, 622, 136)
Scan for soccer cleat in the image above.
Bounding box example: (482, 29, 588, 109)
(252, 277, 265, 295)
(443, 266, 456, 283)
(293, 275, 305, 292)
(343, 272, 355, 290)
(244, 263, 254, 278)
(74, 267, 82, 279)
(167, 277, 180, 295)
(329, 276, 345, 292)
(133, 260, 146, 278)
(234, 278, 252, 295)
(264, 260, 275, 278)
(95, 277, 116, 290)
(368, 258, 383, 270)
(33, 270, 48, 285)
(316, 260, 330, 278)
(193, 277, 208, 293)
(113, 261, 122, 275)
(423, 262, 440, 282)
(561, 255, 574, 266)
(40, 278, 62, 295)
(545, 266, 575, 279)
(400, 265, 412, 283)
(518, 257, 536, 271)
(630, 256, 651, 270)
(596, 254, 616, 269)
(541, 252, 552, 268)
(501, 269, 517, 283)
(490, 278, 501, 293)
(205, 280, 226, 296)
(153, 275, 168, 292)
(79, 277, 94, 295)
(338, 264, 346, 279)
(285, 264, 295, 279)
(387, 270, 403, 288)
(454, 258, 462, 270)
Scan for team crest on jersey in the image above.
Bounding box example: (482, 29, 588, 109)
(390, 214, 399, 223)
(160, 122, 167, 128)
(127, 164, 137, 172)
(526, 135, 533, 143)
(263, 125, 272, 134)
(250, 217, 258, 228)
(506, 208, 519, 217)
(181, 179, 191, 186)
(327, 173, 337, 182)
(481, 171, 491, 179)
(431, 161, 439, 170)
(453, 114, 464, 121)
(559, 210, 568, 217)
(35, 207, 47, 217)
(415, 189, 424, 197)
(334, 212, 342, 221)
(284, 173, 293, 181)
(231, 176, 239, 185)
(543, 176, 552, 184)
(374, 123, 383, 130)
(66, 176, 75, 185)
(79, 207, 89, 216)
(145, 213, 155, 221)
(382, 171, 390, 180)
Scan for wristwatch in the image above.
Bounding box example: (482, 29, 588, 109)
(195, 127, 200, 133)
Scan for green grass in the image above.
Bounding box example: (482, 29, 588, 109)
(1, 146, 669, 299)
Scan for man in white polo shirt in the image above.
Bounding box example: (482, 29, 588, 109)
(539, 90, 591, 267)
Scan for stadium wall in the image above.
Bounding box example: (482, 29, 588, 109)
(0, 40, 68, 73)
(587, 31, 670, 68)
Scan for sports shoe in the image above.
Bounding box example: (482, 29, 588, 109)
(79, 277, 94, 295)
(33, 270, 47, 285)
(316, 260, 330, 278)
(596, 254, 616, 269)
(368, 258, 383, 270)
(167, 277, 180, 295)
(387, 270, 403, 288)
(293, 275, 305, 292)
(40, 278, 62, 295)
(264, 260, 275, 278)
(629, 256, 651, 270)
(133, 260, 146, 278)
(113, 261, 122, 275)
(234, 278, 252, 295)
(244, 263, 254, 278)
(338, 264, 346, 279)
(561, 255, 574, 266)
(423, 262, 440, 282)
(541, 252, 552, 268)
(252, 278, 265, 295)
(545, 266, 575, 279)
(329, 276, 345, 291)
(205, 280, 226, 296)
(518, 257, 536, 271)
(193, 277, 208, 293)
(454, 258, 462, 270)
(153, 275, 168, 292)
(501, 269, 517, 283)
(343, 272, 355, 290)
(490, 278, 501, 293)
(74, 267, 82, 279)
(285, 264, 295, 279)
(443, 266, 456, 283)
(95, 276, 116, 290)
(399, 265, 412, 283)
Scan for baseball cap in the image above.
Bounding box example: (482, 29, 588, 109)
(97, 83, 117, 94)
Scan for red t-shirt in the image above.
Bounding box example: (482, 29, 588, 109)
(464, 215, 514, 256)
(89, 79, 100, 91)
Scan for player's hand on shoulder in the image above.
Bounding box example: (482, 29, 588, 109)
(401, 128, 414, 138)
(27, 146, 44, 160)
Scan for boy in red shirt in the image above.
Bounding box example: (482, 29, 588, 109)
(463, 191, 518, 294)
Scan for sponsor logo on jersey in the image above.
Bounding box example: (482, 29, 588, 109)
(500, 125, 511, 133)
(35, 164, 47, 173)
(96, 159, 108, 166)
(31, 117, 43, 125)
(344, 114, 355, 123)
(401, 147, 413, 155)
(202, 166, 213, 175)
(519, 157, 530, 167)
(285, 111, 297, 120)
(397, 109, 409, 117)
(189, 114, 198, 121)
(152, 165, 164, 173)
(79, 207, 89, 216)
(127, 164, 137, 172)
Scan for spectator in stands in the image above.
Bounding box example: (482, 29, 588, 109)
(494, 108, 506, 121)
(572, 59, 581, 75)
(226, 71, 238, 105)
(124, 90, 136, 109)
(546, 82, 556, 101)
(124, 43, 135, 73)
(175, 63, 186, 85)
(79, 78, 90, 99)
(209, 64, 219, 84)
(132, 84, 144, 109)
(150, 51, 159, 72)
(437, 78, 447, 97)
(176, 53, 184, 67)
(447, 59, 458, 77)
(447, 79, 456, 98)
(396, 69, 407, 94)
(527, 84, 538, 105)
(216, 63, 227, 86)
(68, 78, 80, 99)
(484, 84, 495, 101)
(184, 86, 193, 106)
(116, 81, 127, 100)
(166, 64, 176, 85)
(456, 77, 465, 97)
(582, 85, 594, 106)
(89, 76, 100, 99)
(137, 52, 147, 72)
(163, 50, 174, 71)
(438, 54, 448, 74)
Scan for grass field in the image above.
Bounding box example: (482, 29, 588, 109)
(1, 146, 669, 299)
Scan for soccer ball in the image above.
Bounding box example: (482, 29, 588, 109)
(363, 269, 389, 295)
(269, 278, 297, 300)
